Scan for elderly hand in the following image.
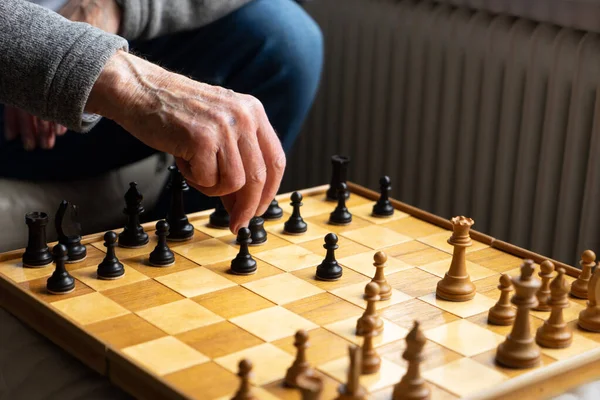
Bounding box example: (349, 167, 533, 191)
(86, 51, 286, 233)
(3, 0, 121, 150)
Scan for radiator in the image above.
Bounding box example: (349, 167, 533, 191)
(284, 0, 600, 265)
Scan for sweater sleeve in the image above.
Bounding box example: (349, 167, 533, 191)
(0, 0, 128, 132)
(115, 0, 253, 41)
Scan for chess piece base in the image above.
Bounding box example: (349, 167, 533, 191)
(578, 308, 600, 332)
(23, 250, 53, 268)
(356, 318, 384, 337)
(488, 306, 516, 326)
(97, 263, 125, 279)
(372, 204, 394, 217)
(335, 384, 367, 400)
(436, 274, 476, 302)
(495, 339, 541, 369)
(392, 379, 431, 400)
(284, 368, 314, 388)
(47, 287, 75, 295)
(570, 280, 589, 299)
(229, 268, 257, 276)
(118, 231, 149, 249)
(118, 240, 148, 249)
(532, 303, 552, 312)
(361, 353, 381, 375)
(167, 225, 194, 241)
(536, 325, 573, 349)
(65, 254, 87, 264)
(98, 272, 126, 280)
(149, 260, 175, 267)
(316, 261, 343, 281)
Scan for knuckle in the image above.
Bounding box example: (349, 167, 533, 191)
(273, 153, 286, 174)
(248, 164, 267, 185)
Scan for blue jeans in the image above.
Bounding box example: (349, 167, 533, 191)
(0, 0, 323, 181)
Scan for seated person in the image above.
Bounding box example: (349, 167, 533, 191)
(0, 0, 323, 233)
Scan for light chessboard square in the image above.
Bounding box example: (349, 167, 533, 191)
(266, 222, 332, 244)
(242, 273, 324, 305)
(324, 316, 408, 347)
(51, 292, 130, 325)
(381, 216, 447, 239)
(340, 226, 412, 250)
(318, 356, 406, 392)
(418, 259, 496, 282)
(338, 251, 413, 277)
(330, 282, 413, 310)
(229, 306, 318, 342)
(155, 267, 237, 298)
(191, 218, 231, 238)
(424, 319, 505, 357)
(350, 202, 409, 225)
(541, 333, 600, 361)
(0, 259, 52, 283)
(70, 265, 149, 291)
(423, 357, 508, 397)
(277, 194, 336, 218)
(254, 244, 323, 272)
(214, 343, 294, 385)
(418, 231, 489, 254)
(172, 238, 239, 265)
(419, 292, 497, 319)
(136, 299, 223, 335)
(122, 336, 209, 376)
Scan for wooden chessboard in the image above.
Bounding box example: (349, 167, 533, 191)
(1, 183, 600, 400)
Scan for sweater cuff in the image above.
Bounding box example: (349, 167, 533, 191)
(115, 0, 146, 40)
(47, 29, 128, 132)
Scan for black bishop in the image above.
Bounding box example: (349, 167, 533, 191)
(118, 182, 149, 248)
(166, 166, 194, 241)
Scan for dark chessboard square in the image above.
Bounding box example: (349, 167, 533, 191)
(164, 362, 239, 400)
(193, 286, 276, 319)
(283, 292, 363, 326)
(87, 313, 167, 349)
(176, 321, 264, 359)
(102, 279, 185, 312)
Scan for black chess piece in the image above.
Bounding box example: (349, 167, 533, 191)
(166, 166, 194, 241)
(284, 192, 308, 234)
(22, 211, 53, 267)
(118, 182, 149, 248)
(261, 199, 283, 220)
(326, 155, 351, 201)
(55, 200, 87, 263)
(98, 231, 125, 279)
(230, 227, 257, 275)
(329, 182, 352, 225)
(316, 233, 343, 281)
(372, 176, 394, 217)
(46, 244, 75, 294)
(247, 217, 267, 245)
(149, 220, 176, 267)
(209, 198, 230, 229)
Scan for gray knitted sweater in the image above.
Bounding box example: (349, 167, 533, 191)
(0, 0, 251, 132)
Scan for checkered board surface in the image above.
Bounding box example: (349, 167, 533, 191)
(1, 183, 600, 400)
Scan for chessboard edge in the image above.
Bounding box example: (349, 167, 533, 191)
(106, 347, 189, 400)
(0, 277, 108, 375)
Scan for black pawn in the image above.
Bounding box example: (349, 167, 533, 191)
(329, 182, 352, 225)
(230, 227, 257, 275)
(118, 182, 149, 248)
(284, 192, 308, 234)
(261, 199, 283, 220)
(326, 155, 351, 201)
(372, 176, 394, 217)
(98, 231, 125, 279)
(247, 217, 267, 245)
(55, 200, 87, 263)
(149, 220, 176, 267)
(47, 244, 75, 294)
(210, 198, 230, 229)
(22, 212, 53, 267)
(316, 233, 343, 281)
(166, 166, 194, 241)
